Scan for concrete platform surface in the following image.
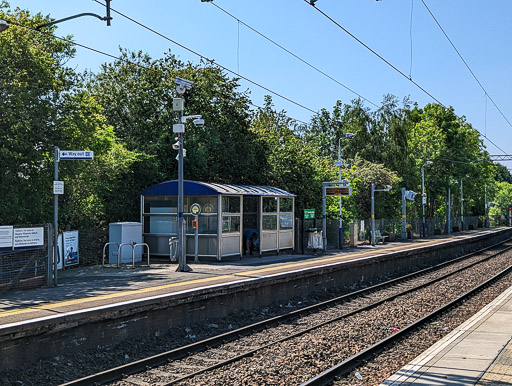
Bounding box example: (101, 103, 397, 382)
(381, 284, 512, 386)
(0, 229, 505, 326)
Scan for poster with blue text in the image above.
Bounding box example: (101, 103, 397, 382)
(63, 230, 79, 267)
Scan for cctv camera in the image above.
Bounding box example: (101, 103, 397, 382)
(175, 77, 194, 94)
(405, 190, 418, 201)
(193, 118, 205, 127)
(172, 141, 180, 150)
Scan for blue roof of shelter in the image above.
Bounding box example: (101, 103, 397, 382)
(141, 180, 295, 197)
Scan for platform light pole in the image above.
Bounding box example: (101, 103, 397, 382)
(335, 132, 354, 249)
(460, 177, 465, 231)
(173, 78, 204, 272)
(371, 183, 391, 245)
(484, 185, 489, 228)
(447, 179, 458, 235)
(421, 161, 433, 237)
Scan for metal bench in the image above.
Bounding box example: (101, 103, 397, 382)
(374, 230, 388, 244)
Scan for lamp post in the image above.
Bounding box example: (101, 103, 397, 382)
(484, 185, 489, 228)
(421, 161, 433, 237)
(371, 183, 392, 245)
(460, 177, 465, 231)
(447, 179, 458, 234)
(36, 1, 112, 29)
(335, 132, 354, 249)
(173, 78, 203, 272)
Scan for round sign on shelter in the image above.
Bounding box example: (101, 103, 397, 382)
(190, 203, 201, 216)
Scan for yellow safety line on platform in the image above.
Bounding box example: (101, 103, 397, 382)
(0, 231, 489, 319)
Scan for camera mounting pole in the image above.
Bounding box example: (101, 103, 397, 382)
(172, 77, 204, 272)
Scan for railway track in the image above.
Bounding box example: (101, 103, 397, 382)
(62, 241, 512, 386)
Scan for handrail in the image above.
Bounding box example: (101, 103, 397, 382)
(134, 243, 150, 267)
(102, 242, 120, 267)
(117, 243, 135, 267)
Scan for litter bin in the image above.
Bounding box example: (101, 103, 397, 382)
(306, 228, 323, 249)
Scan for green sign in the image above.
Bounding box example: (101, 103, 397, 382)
(304, 209, 315, 220)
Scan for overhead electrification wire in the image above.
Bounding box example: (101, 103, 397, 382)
(304, 0, 508, 155)
(409, 0, 414, 79)
(209, 1, 379, 108)
(92, 0, 319, 116)
(6, 20, 312, 127)
(304, 0, 442, 104)
(420, 0, 512, 131)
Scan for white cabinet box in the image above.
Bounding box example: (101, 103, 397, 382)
(109, 222, 143, 264)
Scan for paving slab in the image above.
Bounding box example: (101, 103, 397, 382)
(382, 284, 512, 386)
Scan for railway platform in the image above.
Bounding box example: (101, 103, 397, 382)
(382, 282, 512, 386)
(0, 228, 511, 375)
(0, 229, 500, 324)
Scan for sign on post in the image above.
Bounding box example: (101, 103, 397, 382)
(53, 181, 64, 195)
(59, 150, 94, 160)
(304, 209, 315, 220)
(53, 147, 93, 287)
(324, 180, 352, 197)
(190, 203, 202, 216)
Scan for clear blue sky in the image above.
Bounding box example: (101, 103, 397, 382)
(10, 0, 512, 167)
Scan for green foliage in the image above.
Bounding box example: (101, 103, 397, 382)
(0, 4, 504, 233)
(349, 160, 401, 219)
(489, 181, 512, 217)
(250, 97, 332, 214)
(0, 5, 141, 228)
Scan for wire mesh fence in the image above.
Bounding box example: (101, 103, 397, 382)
(0, 224, 51, 293)
(299, 215, 504, 252)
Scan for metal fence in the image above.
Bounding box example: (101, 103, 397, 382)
(0, 224, 52, 293)
(299, 215, 506, 251)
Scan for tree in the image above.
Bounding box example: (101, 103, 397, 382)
(0, 5, 75, 224)
(494, 164, 512, 184)
(88, 52, 263, 189)
(251, 97, 332, 214)
(489, 181, 512, 220)
(0, 4, 140, 227)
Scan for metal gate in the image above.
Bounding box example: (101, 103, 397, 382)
(0, 224, 52, 293)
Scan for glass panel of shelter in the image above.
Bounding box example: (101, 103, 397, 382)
(184, 196, 219, 258)
(221, 195, 242, 257)
(143, 196, 178, 235)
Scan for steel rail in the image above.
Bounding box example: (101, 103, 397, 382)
(162, 242, 512, 386)
(301, 251, 512, 385)
(61, 239, 511, 385)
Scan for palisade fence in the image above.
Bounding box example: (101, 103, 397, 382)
(0, 224, 52, 293)
(301, 215, 507, 251)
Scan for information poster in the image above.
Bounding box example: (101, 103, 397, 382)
(13, 227, 44, 249)
(62, 230, 79, 267)
(0, 226, 13, 249)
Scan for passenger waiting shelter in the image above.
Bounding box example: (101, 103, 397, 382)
(140, 180, 295, 260)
